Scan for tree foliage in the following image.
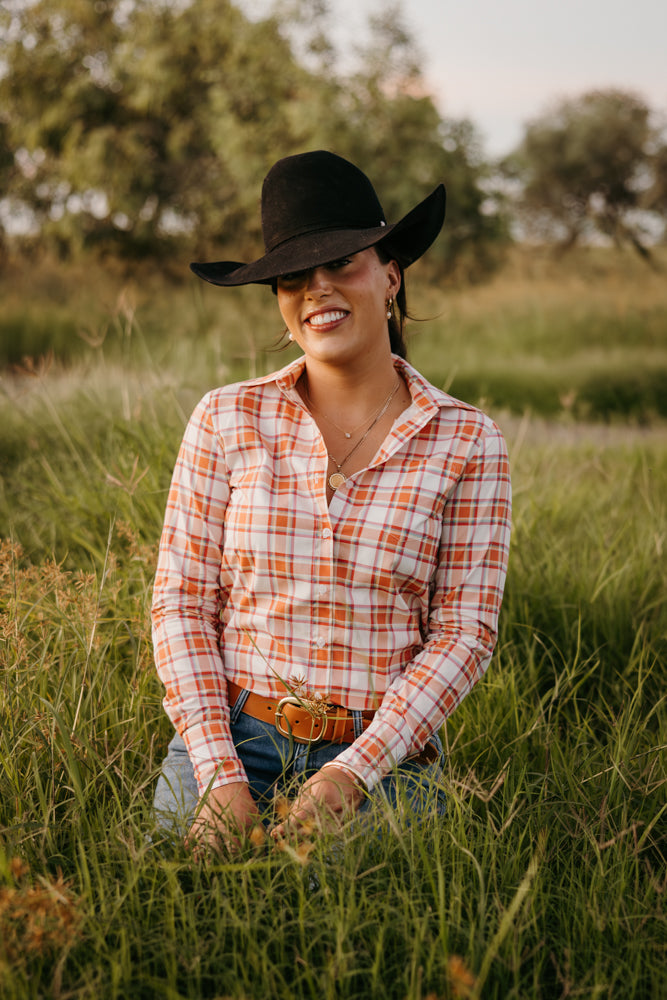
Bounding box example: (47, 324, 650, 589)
(506, 89, 666, 257)
(0, 0, 507, 278)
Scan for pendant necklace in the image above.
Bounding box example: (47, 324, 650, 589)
(326, 380, 401, 490)
(302, 383, 389, 440)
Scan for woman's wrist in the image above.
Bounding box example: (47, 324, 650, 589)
(319, 761, 368, 795)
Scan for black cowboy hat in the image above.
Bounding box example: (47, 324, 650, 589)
(190, 150, 446, 287)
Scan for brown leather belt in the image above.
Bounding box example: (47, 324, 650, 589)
(227, 681, 441, 764)
(228, 680, 374, 745)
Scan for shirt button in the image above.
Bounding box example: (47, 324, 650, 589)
(316, 637, 326, 649)
(318, 587, 328, 598)
(322, 528, 332, 539)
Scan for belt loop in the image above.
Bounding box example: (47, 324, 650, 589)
(229, 685, 250, 723)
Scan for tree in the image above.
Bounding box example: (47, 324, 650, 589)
(0, 0, 508, 277)
(505, 89, 665, 257)
(643, 136, 667, 220)
(0, 0, 307, 259)
(0, 115, 15, 260)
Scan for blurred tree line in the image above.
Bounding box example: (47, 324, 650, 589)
(0, 0, 505, 280)
(0, 0, 665, 278)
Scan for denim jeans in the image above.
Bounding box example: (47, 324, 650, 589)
(153, 691, 446, 835)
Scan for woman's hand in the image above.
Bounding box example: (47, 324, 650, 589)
(269, 765, 364, 841)
(187, 781, 262, 857)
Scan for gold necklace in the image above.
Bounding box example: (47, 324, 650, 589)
(302, 382, 393, 440)
(326, 380, 401, 490)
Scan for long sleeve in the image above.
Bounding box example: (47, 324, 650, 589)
(332, 422, 511, 790)
(152, 395, 248, 794)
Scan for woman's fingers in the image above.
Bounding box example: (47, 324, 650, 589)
(270, 766, 363, 840)
(186, 769, 364, 852)
(186, 781, 262, 857)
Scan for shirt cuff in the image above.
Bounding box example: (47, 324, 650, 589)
(319, 760, 368, 794)
(189, 745, 249, 795)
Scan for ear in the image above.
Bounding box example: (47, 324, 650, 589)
(385, 258, 401, 298)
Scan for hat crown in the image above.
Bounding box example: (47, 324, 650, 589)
(261, 151, 386, 253)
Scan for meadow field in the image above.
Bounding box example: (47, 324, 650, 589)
(0, 248, 665, 998)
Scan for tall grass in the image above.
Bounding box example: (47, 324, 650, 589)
(0, 253, 665, 998)
(407, 248, 667, 421)
(2, 246, 667, 420)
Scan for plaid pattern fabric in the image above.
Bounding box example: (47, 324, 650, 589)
(152, 356, 512, 794)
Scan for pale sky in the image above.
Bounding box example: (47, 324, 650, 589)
(252, 0, 667, 157)
(387, 0, 667, 155)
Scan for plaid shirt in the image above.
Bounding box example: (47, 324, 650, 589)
(152, 355, 511, 794)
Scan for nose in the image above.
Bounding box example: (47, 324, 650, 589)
(305, 267, 333, 296)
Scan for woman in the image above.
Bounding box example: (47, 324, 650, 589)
(152, 150, 511, 853)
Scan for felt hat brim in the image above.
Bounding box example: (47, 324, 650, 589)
(190, 183, 446, 287)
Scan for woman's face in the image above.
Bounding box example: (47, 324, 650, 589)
(275, 248, 401, 370)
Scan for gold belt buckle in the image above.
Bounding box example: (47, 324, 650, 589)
(275, 695, 326, 745)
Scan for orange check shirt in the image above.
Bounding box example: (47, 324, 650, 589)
(152, 355, 511, 794)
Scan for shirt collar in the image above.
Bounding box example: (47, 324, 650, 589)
(242, 355, 457, 418)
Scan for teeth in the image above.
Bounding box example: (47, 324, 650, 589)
(308, 311, 346, 327)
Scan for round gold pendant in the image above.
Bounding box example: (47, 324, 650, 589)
(328, 472, 346, 490)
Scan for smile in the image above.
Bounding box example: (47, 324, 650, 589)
(306, 310, 348, 328)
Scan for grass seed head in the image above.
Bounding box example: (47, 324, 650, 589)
(249, 824, 267, 848)
(0, 867, 82, 973)
(447, 954, 478, 997)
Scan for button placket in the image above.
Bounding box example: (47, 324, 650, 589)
(312, 519, 335, 685)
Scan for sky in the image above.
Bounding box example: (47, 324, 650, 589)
(256, 0, 667, 158)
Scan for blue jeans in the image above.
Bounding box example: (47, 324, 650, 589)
(153, 693, 446, 835)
